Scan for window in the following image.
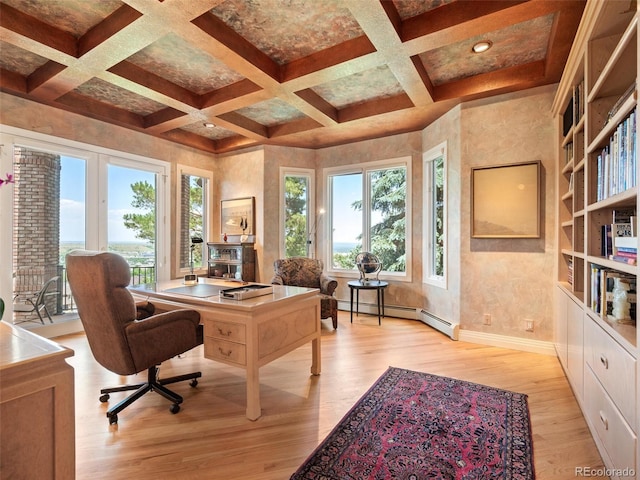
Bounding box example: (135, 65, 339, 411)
(280, 168, 315, 258)
(423, 142, 447, 287)
(326, 158, 410, 278)
(176, 165, 212, 275)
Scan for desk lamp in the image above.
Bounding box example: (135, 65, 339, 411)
(184, 236, 203, 285)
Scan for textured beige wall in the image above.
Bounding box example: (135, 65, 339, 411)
(421, 106, 462, 325)
(459, 84, 557, 340)
(1, 86, 558, 342)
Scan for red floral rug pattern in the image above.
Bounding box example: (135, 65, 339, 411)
(291, 367, 533, 479)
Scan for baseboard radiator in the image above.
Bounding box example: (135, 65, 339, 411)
(418, 309, 459, 340)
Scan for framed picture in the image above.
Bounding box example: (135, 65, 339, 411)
(221, 197, 254, 236)
(471, 161, 540, 238)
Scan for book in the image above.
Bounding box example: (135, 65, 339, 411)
(613, 250, 637, 258)
(613, 236, 637, 249)
(609, 255, 637, 265)
(601, 224, 613, 257)
(613, 222, 633, 237)
(613, 208, 636, 223)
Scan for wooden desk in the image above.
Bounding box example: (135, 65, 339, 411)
(129, 279, 321, 420)
(0, 322, 75, 479)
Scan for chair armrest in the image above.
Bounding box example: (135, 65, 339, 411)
(320, 274, 338, 296)
(135, 300, 155, 320)
(127, 309, 200, 333)
(271, 275, 284, 286)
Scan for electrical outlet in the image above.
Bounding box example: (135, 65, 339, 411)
(525, 319, 534, 332)
(483, 313, 491, 326)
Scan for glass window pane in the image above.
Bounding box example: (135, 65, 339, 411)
(180, 174, 206, 269)
(284, 175, 309, 257)
(433, 157, 445, 277)
(59, 156, 86, 258)
(108, 165, 157, 284)
(369, 167, 406, 273)
(331, 173, 362, 269)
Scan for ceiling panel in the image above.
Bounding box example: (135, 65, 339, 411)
(0, 0, 587, 154)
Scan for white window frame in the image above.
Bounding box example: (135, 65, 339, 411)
(175, 164, 213, 277)
(423, 142, 447, 288)
(0, 125, 171, 281)
(324, 157, 411, 281)
(279, 167, 315, 259)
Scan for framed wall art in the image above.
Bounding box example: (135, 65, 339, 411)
(471, 161, 540, 238)
(221, 197, 254, 236)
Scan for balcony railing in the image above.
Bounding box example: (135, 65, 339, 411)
(57, 265, 156, 314)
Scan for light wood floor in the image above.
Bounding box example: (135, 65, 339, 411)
(55, 312, 606, 480)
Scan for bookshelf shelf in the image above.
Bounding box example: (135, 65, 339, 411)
(553, 1, 638, 475)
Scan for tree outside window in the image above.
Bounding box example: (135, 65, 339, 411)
(329, 162, 409, 274)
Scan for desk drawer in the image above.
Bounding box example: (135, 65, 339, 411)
(584, 319, 637, 428)
(204, 319, 246, 343)
(204, 338, 246, 366)
(584, 369, 637, 472)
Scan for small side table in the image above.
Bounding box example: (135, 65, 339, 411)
(348, 280, 389, 325)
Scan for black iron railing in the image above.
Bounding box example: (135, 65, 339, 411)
(57, 265, 156, 313)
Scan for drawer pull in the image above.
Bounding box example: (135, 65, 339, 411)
(599, 411, 609, 430)
(217, 327, 232, 336)
(218, 347, 233, 357)
(599, 355, 609, 369)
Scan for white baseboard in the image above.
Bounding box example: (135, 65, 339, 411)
(338, 301, 555, 356)
(458, 330, 556, 356)
(337, 300, 417, 320)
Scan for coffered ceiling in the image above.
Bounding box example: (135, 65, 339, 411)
(0, 0, 586, 154)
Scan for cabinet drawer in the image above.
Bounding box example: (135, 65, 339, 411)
(584, 369, 637, 472)
(204, 338, 246, 366)
(204, 319, 246, 343)
(584, 319, 637, 428)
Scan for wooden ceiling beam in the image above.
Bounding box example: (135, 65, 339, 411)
(433, 60, 546, 101)
(0, 3, 77, 57)
(78, 4, 142, 57)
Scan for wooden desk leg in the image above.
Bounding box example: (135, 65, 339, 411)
(311, 336, 321, 375)
(245, 364, 261, 421)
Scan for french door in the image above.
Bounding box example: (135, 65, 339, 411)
(0, 128, 170, 321)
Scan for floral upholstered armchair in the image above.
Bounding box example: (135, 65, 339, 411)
(271, 258, 338, 329)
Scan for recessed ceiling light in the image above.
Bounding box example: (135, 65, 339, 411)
(203, 122, 215, 128)
(472, 41, 492, 54)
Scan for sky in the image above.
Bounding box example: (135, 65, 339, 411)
(60, 156, 372, 246)
(60, 156, 153, 243)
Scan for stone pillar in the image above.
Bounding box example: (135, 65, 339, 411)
(12, 147, 61, 323)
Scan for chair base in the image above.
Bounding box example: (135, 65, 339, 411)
(99, 366, 201, 424)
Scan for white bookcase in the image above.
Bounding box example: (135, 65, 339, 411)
(553, 1, 638, 477)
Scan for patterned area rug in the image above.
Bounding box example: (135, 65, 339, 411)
(291, 367, 533, 479)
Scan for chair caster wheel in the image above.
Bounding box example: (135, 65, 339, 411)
(170, 403, 180, 414)
(108, 414, 118, 425)
(100, 394, 110, 403)
(190, 379, 198, 388)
